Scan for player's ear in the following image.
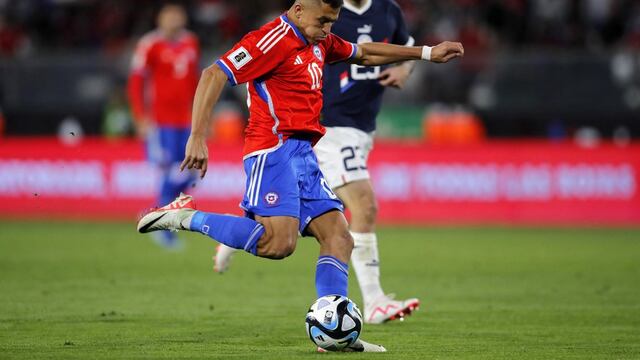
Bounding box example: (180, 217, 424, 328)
(293, 2, 304, 20)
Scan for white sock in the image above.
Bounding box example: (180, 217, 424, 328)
(350, 232, 385, 309)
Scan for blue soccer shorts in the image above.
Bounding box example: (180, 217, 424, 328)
(240, 138, 344, 235)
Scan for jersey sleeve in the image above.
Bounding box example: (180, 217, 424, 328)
(130, 35, 155, 75)
(127, 36, 156, 121)
(324, 33, 358, 64)
(390, 0, 414, 46)
(215, 30, 290, 86)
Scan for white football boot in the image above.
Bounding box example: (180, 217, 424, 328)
(137, 193, 196, 233)
(213, 244, 237, 273)
(364, 294, 420, 324)
(317, 338, 387, 353)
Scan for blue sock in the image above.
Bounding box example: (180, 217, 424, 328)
(189, 211, 264, 255)
(315, 256, 349, 297)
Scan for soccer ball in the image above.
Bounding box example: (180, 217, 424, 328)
(305, 295, 363, 351)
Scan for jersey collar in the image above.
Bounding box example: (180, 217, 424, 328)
(342, 0, 372, 15)
(281, 14, 309, 46)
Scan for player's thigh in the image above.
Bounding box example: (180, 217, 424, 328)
(240, 141, 306, 258)
(254, 215, 300, 258)
(305, 210, 353, 263)
(314, 127, 373, 190)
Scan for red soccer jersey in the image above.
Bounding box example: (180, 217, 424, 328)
(127, 30, 200, 128)
(215, 14, 357, 158)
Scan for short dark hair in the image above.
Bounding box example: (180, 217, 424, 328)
(321, 0, 343, 9)
(158, 1, 187, 12)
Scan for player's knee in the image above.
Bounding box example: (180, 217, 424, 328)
(324, 229, 353, 256)
(267, 241, 297, 259)
(353, 196, 377, 228)
(362, 200, 378, 225)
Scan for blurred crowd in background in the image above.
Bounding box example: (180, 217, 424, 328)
(1, 0, 639, 142)
(3, 0, 640, 56)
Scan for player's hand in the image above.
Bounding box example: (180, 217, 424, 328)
(430, 41, 464, 63)
(181, 134, 209, 179)
(378, 64, 411, 89)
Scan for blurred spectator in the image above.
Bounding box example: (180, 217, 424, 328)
(1, 0, 639, 54)
(0, 14, 31, 57)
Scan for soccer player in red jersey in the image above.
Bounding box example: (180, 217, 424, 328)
(128, 3, 200, 249)
(138, 0, 462, 351)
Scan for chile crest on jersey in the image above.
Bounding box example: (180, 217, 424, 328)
(313, 45, 323, 61)
(321, 0, 412, 133)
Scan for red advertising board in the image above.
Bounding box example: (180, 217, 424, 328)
(0, 137, 638, 225)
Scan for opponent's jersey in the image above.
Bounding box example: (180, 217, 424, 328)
(322, 0, 413, 132)
(127, 30, 200, 128)
(215, 14, 357, 158)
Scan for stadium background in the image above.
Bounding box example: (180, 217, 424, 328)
(0, 0, 638, 224)
(0, 2, 639, 359)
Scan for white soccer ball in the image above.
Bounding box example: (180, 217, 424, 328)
(305, 295, 363, 351)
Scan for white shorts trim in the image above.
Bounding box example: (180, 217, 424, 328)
(314, 126, 374, 189)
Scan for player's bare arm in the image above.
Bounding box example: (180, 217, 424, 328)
(352, 41, 464, 66)
(180, 64, 227, 178)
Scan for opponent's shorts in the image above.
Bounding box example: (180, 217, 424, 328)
(240, 138, 344, 235)
(146, 126, 191, 166)
(313, 126, 374, 189)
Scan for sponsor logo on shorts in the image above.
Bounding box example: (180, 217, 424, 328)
(265, 192, 279, 205)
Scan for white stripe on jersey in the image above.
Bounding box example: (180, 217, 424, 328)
(257, 21, 290, 53)
(256, 21, 285, 49)
(257, 23, 291, 54)
(262, 26, 290, 54)
(258, 82, 281, 137)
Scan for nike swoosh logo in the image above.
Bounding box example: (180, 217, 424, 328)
(140, 212, 167, 233)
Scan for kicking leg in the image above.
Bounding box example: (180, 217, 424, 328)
(138, 194, 299, 259)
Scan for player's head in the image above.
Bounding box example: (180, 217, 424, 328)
(289, 0, 343, 44)
(157, 2, 187, 37)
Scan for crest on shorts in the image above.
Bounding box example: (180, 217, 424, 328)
(265, 192, 279, 205)
(313, 45, 323, 61)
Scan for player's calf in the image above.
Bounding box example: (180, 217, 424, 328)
(256, 232, 298, 259)
(251, 215, 300, 259)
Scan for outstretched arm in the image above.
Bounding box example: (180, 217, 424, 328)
(179, 63, 228, 179)
(352, 41, 464, 66)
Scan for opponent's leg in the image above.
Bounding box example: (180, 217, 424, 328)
(334, 180, 383, 302)
(335, 178, 420, 324)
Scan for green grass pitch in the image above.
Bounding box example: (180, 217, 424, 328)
(0, 221, 639, 359)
